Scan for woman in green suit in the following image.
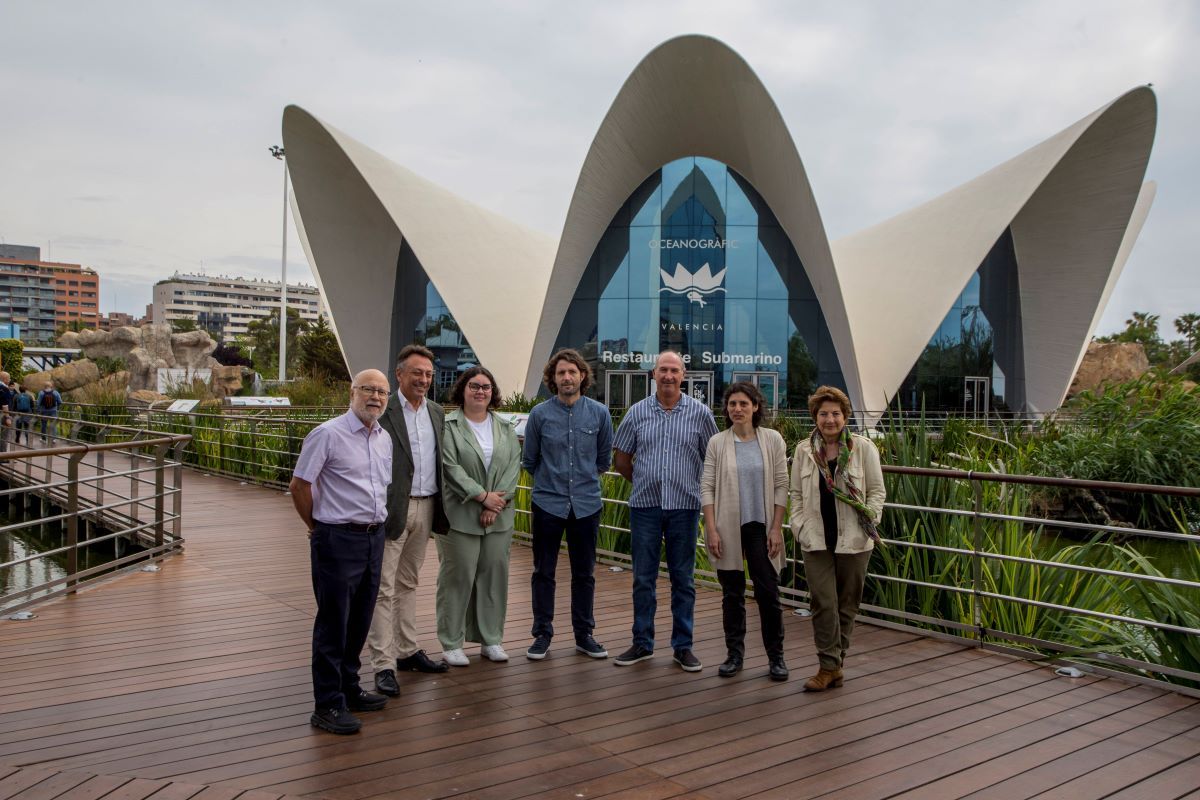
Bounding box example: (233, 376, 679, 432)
(436, 365, 521, 666)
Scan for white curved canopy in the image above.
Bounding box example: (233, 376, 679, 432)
(832, 87, 1156, 420)
(283, 106, 557, 392)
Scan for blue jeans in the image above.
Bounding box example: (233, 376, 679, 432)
(629, 506, 699, 652)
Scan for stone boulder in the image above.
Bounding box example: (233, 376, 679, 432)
(1068, 341, 1151, 397)
(127, 389, 171, 407)
(210, 365, 246, 398)
(171, 330, 218, 369)
(21, 359, 101, 393)
(63, 371, 130, 402)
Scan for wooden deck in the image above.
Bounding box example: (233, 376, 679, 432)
(1, 467, 1198, 800)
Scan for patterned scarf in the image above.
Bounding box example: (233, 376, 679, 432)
(810, 427, 883, 545)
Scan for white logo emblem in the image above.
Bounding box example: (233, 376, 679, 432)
(659, 262, 726, 307)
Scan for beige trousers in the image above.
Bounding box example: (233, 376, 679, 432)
(367, 496, 435, 671)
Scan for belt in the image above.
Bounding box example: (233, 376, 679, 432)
(409, 494, 435, 500)
(320, 521, 384, 532)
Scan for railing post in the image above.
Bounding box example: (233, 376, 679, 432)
(171, 440, 187, 541)
(96, 445, 105, 506)
(66, 452, 84, 592)
(154, 443, 167, 549)
(971, 476, 984, 645)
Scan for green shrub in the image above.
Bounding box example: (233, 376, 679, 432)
(93, 356, 127, 377)
(499, 392, 542, 412)
(0, 339, 24, 382)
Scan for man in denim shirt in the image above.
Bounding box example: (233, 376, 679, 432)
(522, 349, 614, 661)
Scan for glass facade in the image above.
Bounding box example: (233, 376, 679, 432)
(552, 156, 845, 409)
(897, 228, 1025, 413)
(390, 240, 478, 400)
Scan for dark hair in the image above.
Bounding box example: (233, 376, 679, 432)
(395, 343, 436, 370)
(722, 381, 766, 428)
(451, 366, 501, 409)
(808, 385, 852, 419)
(543, 348, 592, 395)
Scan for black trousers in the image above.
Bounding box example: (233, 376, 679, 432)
(530, 502, 599, 640)
(310, 522, 385, 710)
(716, 521, 784, 660)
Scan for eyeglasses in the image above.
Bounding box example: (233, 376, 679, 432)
(467, 382, 493, 393)
(354, 386, 391, 398)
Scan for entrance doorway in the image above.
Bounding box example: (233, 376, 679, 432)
(963, 376, 990, 417)
(605, 370, 651, 409)
(681, 371, 715, 406)
(731, 371, 780, 411)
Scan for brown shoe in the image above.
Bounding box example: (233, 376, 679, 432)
(803, 668, 844, 691)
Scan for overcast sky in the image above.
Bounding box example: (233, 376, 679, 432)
(2, 1, 1196, 338)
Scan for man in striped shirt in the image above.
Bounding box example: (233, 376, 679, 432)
(612, 351, 719, 672)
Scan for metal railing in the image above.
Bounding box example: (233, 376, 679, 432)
(59, 401, 1084, 490)
(0, 420, 192, 613)
(61, 403, 321, 488)
(53, 402, 1198, 693)
(513, 465, 1200, 695)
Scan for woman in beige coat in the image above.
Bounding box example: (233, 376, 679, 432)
(701, 382, 790, 681)
(789, 385, 885, 691)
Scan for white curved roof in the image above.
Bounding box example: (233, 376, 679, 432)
(525, 35, 857, 402)
(832, 87, 1156, 419)
(282, 106, 557, 392)
(282, 36, 1156, 420)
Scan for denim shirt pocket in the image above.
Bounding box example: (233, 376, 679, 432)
(575, 425, 599, 469)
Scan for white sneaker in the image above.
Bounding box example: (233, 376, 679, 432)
(442, 648, 469, 667)
(481, 644, 509, 662)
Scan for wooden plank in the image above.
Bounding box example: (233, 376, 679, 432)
(52, 775, 133, 800)
(900, 698, 1199, 799)
(1046, 748, 1200, 796)
(3, 771, 91, 800)
(0, 769, 59, 800)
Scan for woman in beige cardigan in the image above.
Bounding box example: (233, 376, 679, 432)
(789, 385, 886, 691)
(701, 382, 790, 681)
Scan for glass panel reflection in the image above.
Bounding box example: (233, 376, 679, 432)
(550, 156, 844, 410)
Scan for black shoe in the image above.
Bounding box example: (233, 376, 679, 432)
(717, 655, 743, 678)
(769, 658, 789, 682)
(673, 648, 702, 672)
(613, 644, 654, 666)
(575, 635, 608, 659)
(397, 650, 449, 673)
(373, 669, 401, 697)
(346, 687, 388, 712)
(310, 707, 362, 734)
(526, 635, 552, 660)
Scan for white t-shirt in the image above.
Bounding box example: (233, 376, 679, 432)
(467, 415, 494, 471)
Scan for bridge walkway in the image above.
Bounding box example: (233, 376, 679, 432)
(1, 467, 1198, 799)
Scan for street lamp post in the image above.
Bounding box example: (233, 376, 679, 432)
(269, 145, 289, 382)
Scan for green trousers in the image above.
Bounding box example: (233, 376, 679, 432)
(435, 529, 513, 649)
(803, 549, 871, 671)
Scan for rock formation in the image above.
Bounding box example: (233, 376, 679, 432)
(1067, 341, 1151, 397)
(59, 324, 220, 391)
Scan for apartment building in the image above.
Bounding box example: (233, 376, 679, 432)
(0, 244, 100, 343)
(152, 273, 324, 342)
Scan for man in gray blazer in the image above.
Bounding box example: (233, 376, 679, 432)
(367, 344, 451, 697)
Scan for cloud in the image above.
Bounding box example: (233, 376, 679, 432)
(1, 0, 1195, 339)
